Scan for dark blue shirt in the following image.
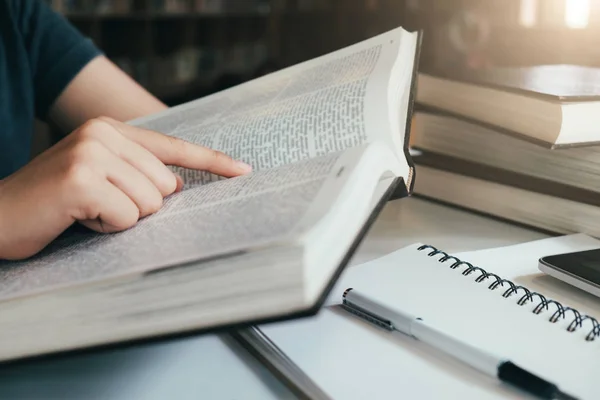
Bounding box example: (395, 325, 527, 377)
(0, 0, 101, 179)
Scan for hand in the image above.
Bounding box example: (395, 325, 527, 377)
(0, 117, 252, 260)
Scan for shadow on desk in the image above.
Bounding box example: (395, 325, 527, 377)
(0, 334, 295, 400)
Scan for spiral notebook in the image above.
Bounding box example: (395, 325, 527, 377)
(260, 234, 600, 399)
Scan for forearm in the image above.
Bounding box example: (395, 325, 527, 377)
(49, 56, 168, 134)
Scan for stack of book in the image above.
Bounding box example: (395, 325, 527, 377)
(410, 64, 600, 236)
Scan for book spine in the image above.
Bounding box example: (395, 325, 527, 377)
(399, 29, 424, 199)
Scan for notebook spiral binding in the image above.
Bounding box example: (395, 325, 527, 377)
(417, 245, 600, 342)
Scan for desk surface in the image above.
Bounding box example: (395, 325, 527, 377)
(0, 197, 548, 400)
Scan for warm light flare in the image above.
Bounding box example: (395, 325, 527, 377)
(519, 0, 538, 27)
(565, 0, 590, 29)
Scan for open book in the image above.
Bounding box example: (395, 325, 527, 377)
(0, 27, 421, 363)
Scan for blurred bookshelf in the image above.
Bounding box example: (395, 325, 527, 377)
(46, 0, 417, 105)
(47, 0, 337, 106)
(41, 0, 600, 151)
(46, 0, 600, 107)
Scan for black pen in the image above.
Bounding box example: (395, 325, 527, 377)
(342, 288, 579, 400)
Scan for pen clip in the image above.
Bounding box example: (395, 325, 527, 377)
(341, 299, 395, 331)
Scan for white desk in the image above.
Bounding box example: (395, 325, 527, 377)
(0, 198, 548, 400)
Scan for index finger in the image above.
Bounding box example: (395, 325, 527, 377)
(98, 117, 252, 178)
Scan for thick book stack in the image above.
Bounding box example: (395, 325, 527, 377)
(411, 64, 600, 237)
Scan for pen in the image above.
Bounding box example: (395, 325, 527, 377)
(341, 288, 578, 400)
(230, 327, 332, 400)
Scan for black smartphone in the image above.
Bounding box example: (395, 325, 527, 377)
(539, 249, 600, 298)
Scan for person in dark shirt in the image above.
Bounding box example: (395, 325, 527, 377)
(0, 0, 251, 260)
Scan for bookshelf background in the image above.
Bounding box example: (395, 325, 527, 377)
(34, 0, 600, 154)
(48, 0, 275, 106)
(45, 0, 416, 105)
(42, 0, 600, 106)
(34, 0, 412, 154)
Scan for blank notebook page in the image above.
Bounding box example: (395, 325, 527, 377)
(261, 234, 600, 400)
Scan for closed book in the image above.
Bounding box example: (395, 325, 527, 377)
(412, 154, 600, 238)
(411, 111, 600, 195)
(416, 64, 600, 148)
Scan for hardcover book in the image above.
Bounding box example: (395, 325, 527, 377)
(0, 26, 421, 363)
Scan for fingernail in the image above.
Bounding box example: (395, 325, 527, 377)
(236, 161, 253, 173)
(175, 174, 184, 192)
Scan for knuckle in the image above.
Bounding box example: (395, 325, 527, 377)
(62, 142, 105, 195)
(168, 136, 189, 160)
(161, 173, 178, 195)
(209, 150, 227, 167)
(97, 207, 140, 233)
(105, 204, 140, 232)
(95, 116, 115, 124)
(76, 119, 105, 139)
(141, 194, 163, 216)
(69, 140, 102, 165)
(149, 195, 164, 214)
(118, 210, 140, 230)
(64, 161, 94, 192)
(73, 205, 97, 223)
(76, 117, 119, 141)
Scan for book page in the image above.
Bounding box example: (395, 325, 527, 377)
(0, 152, 345, 302)
(131, 28, 414, 187)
